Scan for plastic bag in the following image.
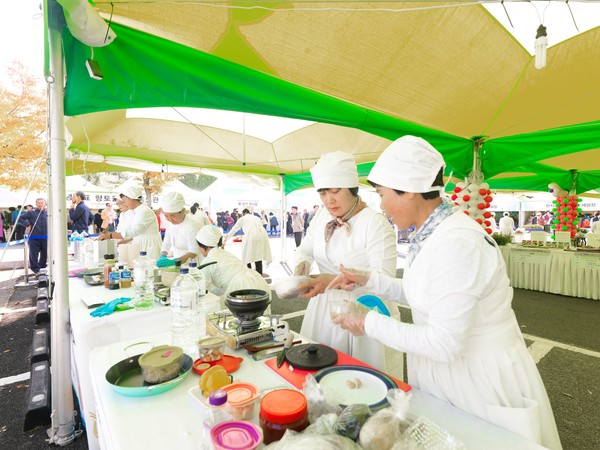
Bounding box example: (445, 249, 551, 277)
(333, 404, 372, 441)
(303, 375, 342, 423)
(274, 276, 312, 299)
(358, 389, 412, 450)
(304, 413, 338, 435)
(264, 429, 362, 450)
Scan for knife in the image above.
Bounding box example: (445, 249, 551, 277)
(276, 332, 295, 368)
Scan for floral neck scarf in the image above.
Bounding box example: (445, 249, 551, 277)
(406, 200, 457, 267)
(324, 196, 367, 243)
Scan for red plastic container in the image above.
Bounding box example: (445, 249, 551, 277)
(259, 389, 308, 444)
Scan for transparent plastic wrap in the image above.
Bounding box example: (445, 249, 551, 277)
(400, 415, 466, 450)
(302, 374, 342, 423)
(274, 276, 312, 299)
(333, 404, 372, 441)
(264, 429, 362, 450)
(304, 413, 338, 435)
(358, 389, 412, 450)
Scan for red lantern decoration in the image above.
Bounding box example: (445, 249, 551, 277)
(484, 195, 493, 203)
(454, 187, 462, 193)
(483, 211, 492, 218)
(484, 220, 491, 227)
(485, 228, 493, 234)
(479, 188, 487, 196)
(462, 194, 471, 202)
(451, 194, 458, 201)
(463, 210, 470, 215)
(475, 218, 483, 224)
(477, 203, 486, 210)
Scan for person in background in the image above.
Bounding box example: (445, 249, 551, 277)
(12, 205, 26, 240)
(156, 192, 202, 267)
(98, 184, 162, 260)
(69, 191, 92, 233)
(93, 209, 103, 234)
(302, 208, 310, 234)
(189, 202, 211, 227)
(306, 204, 319, 231)
(268, 212, 279, 235)
(294, 151, 398, 370)
(224, 208, 272, 275)
(260, 210, 268, 230)
(330, 136, 561, 449)
(498, 211, 515, 237)
(285, 211, 293, 236)
(195, 225, 271, 310)
(0, 211, 5, 243)
(19, 198, 48, 274)
(291, 206, 304, 247)
(101, 202, 117, 232)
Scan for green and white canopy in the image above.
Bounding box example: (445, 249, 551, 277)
(52, 0, 600, 194)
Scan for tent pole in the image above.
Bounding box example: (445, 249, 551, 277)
(47, 9, 76, 445)
(279, 175, 292, 275)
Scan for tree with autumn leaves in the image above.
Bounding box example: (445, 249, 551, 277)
(1, 62, 214, 199)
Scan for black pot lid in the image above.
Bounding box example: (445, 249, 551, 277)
(284, 343, 338, 370)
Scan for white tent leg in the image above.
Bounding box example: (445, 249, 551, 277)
(279, 175, 292, 276)
(47, 15, 76, 446)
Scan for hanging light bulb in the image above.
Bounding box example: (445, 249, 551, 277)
(535, 24, 548, 69)
(160, 163, 166, 181)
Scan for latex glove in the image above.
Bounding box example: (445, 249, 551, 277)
(294, 260, 312, 277)
(332, 300, 369, 336)
(156, 256, 176, 268)
(298, 274, 336, 299)
(327, 266, 371, 291)
(90, 298, 131, 317)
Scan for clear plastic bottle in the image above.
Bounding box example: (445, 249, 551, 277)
(133, 251, 155, 310)
(170, 268, 201, 356)
(188, 261, 209, 323)
(83, 237, 95, 267)
(109, 266, 121, 290)
(119, 264, 132, 288)
(204, 389, 233, 428)
(72, 231, 81, 262)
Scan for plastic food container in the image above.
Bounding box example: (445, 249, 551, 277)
(223, 383, 260, 420)
(197, 336, 227, 363)
(210, 421, 262, 450)
(138, 345, 183, 384)
(259, 389, 308, 444)
(160, 267, 180, 287)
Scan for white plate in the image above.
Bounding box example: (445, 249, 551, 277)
(314, 365, 397, 410)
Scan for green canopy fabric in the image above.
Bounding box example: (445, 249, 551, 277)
(56, 1, 600, 194)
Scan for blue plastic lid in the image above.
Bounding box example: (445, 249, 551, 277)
(357, 295, 391, 316)
(179, 268, 189, 274)
(189, 262, 197, 268)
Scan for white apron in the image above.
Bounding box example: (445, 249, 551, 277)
(365, 212, 561, 449)
(296, 207, 398, 372)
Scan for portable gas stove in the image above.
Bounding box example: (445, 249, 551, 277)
(206, 310, 289, 349)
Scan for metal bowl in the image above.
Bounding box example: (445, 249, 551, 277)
(84, 272, 104, 286)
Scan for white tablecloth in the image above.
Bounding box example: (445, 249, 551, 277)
(500, 245, 600, 300)
(69, 278, 219, 449)
(89, 332, 545, 450)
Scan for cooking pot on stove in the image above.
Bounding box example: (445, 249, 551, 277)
(225, 289, 271, 328)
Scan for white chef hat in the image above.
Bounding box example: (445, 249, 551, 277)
(196, 225, 222, 247)
(120, 184, 143, 200)
(368, 136, 445, 193)
(310, 151, 359, 190)
(160, 191, 185, 213)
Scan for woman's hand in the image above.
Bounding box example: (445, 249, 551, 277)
(332, 300, 369, 336)
(327, 266, 371, 291)
(298, 274, 336, 298)
(97, 231, 110, 241)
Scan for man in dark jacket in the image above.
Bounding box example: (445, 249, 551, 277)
(19, 198, 48, 274)
(69, 191, 92, 233)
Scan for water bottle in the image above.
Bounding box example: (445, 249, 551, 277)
(109, 267, 121, 290)
(68, 231, 77, 256)
(170, 268, 202, 356)
(119, 264, 132, 288)
(188, 261, 208, 326)
(188, 262, 207, 296)
(76, 232, 84, 262)
(72, 231, 81, 262)
(133, 251, 155, 311)
(83, 237, 95, 267)
(204, 389, 232, 427)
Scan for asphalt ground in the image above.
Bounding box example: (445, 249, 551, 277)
(1, 239, 599, 449)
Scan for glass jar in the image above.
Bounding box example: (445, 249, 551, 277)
(259, 389, 308, 444)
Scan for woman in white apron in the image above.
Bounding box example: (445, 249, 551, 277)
(196, 225, 271, 311)
(224, 209, 272, 275)
(156, 191, 201, 267)
(294, 151, 398, 371)
(331, 136, 561, 449)
(99, 184, 162, 261)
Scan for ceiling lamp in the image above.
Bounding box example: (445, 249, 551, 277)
(535, 24, 548, 69)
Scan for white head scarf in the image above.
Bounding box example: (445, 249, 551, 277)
(368, 136, 445, 193)
(120, 184, 143, 200)
(310, 151, 359, 190)
(160, 191, 185, 213)
(196, 225, 222, 247)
